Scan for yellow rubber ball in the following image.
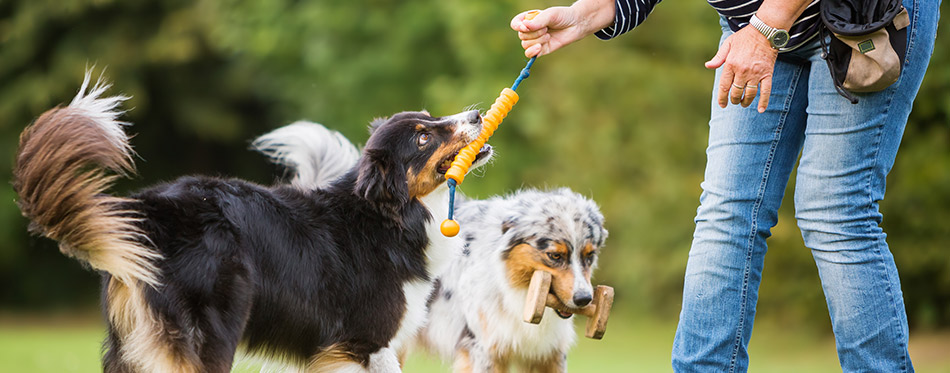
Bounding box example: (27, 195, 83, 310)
(441, 219, 460, 237)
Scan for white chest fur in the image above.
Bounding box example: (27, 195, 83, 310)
(390, 185, 457, 353)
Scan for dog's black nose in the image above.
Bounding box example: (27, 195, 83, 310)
(467, 110, 481, 124)
(573, 291, 592, 307)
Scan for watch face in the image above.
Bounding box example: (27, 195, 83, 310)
(772, 31, 790, 48)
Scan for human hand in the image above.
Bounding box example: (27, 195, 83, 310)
(511, 0, 615, 58)
(705, 26, 779, 113)
(511, 7, 585, 58)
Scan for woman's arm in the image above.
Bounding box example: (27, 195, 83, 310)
(511, 0, 660, 58)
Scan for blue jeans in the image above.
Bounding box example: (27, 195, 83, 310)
(671, 0, 940, 371)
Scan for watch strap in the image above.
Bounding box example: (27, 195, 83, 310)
(749, 14, 788, 49)
(750, 14, 776, 39)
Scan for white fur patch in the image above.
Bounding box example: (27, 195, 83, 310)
(445, 110, 482, 143)
(391, 184, 458, 355)
(418, 184, 458, 276)
(367, 347, 401, 373)
(252, 121, 360, 189)
(70, 69, 133, 165)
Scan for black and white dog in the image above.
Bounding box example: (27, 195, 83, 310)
(13, 72, 492, 372)
(254, 121, 609, 372)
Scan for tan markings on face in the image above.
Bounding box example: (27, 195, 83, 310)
(581, 242, 596, 281)
(547, 241, 577, 305)
(505, 243, 544, 288)
(504, 241, 575, 306)
(406, 125, 468, 199)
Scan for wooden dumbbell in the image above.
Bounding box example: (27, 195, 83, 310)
(522, 270, 614, 339)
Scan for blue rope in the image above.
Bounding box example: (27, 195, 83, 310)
(447, 179, 457, 220)
(446, 56, 535, 228)
(511, 56, 536, 91)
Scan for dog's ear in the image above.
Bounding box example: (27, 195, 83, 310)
(367, 117, 387, 135)
(355, 148, 410, 210)
(501, 217, 518, 234)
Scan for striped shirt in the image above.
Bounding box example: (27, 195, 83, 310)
(594, 0, 822, 52)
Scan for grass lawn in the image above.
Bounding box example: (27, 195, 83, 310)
(2, 312, 947, 372)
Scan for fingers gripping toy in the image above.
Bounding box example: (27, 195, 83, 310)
(440, 11, 539, 237)
(523, 271, 615, 339)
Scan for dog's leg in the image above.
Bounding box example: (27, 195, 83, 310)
(308, 344, 401, 373)
(395, 347, 409, 368)
(491, 359, 510, 373)
(105, 278, 203, 373)
(103, 322, 133, 373)
(454, 327, 505, 373)
(305, 347, 400, 373)
(523, 352, 567, 373)
(458, 343, 504, 373)
(198, 327, 245, 373)
(452, 348, 475, 373)
(366, 347, 401, 373)
(102, 338, 134, 373)
(195, 263, 254, 373)
(307, 352, 367, 373)
(309, 361, 367, 373)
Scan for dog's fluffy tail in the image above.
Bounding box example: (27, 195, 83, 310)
(13, 71, 161, 287)
(251, 121, 360, 190)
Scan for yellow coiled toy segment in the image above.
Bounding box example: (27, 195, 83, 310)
(444, 87, 519, 184)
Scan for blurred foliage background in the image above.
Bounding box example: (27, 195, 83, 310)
(0, 0, 947, 351)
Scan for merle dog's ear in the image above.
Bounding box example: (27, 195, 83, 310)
(368, 117, 387, 135)
(501, 217, 517, 234)
(355, 148, 409, 209)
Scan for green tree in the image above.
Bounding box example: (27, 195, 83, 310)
(1, 0, 947, 331)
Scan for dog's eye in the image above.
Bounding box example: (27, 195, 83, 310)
(417, 133, 431, 146)
(585, 254, 595, 266)
(547, 252, 563, 262)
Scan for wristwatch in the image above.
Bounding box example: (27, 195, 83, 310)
(749, 14, 790, 50)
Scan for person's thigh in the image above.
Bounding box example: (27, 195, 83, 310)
(794, 0, 939, 370)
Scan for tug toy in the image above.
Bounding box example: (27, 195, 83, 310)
(523, 271, 615, 339)
(440, 11, 539, 237)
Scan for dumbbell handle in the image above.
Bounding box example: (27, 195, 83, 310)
(544, 293, 596, 318)
(522, 271, 614, 339)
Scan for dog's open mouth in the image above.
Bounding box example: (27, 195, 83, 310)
(437, 144, 492, 174)
(549, 288, 574, 319)
(554, 309, 574, 319)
